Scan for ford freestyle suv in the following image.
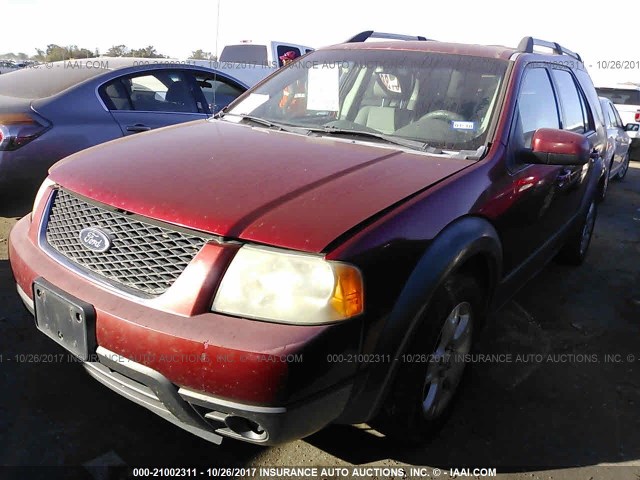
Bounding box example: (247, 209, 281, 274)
(9, 32, 605, 445)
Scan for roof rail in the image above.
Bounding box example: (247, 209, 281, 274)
(517, 36, 582, 62)
(345, 30, 429, 43)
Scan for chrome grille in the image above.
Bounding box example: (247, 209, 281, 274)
(44, 189, 209, 296)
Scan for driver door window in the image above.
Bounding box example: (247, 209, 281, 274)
(516, 68, 560, 147)
(102, 71, 199, 113)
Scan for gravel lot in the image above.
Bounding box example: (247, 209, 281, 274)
(0, 158, 639, 480)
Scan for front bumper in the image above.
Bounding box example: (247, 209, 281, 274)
(10, 215, 359, 444)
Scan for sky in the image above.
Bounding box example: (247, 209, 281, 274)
(2, 0, 639, 86)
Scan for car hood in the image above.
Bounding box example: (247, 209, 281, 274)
(49, 119, 472, 253)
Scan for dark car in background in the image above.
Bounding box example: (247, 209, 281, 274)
(10, 33, 604, 446)
(0, 58, 247, 193)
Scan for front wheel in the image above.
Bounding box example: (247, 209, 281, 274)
(374, 274, 484, 443)
(615, 152, 630, 181)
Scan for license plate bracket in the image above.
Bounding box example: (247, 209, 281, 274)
(33, 278, 96, 361)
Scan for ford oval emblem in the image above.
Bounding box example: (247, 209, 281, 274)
(79, 227, 112, 253)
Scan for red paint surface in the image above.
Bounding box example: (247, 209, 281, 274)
(49, 120, 471, 252)
(9, 216, 330, 404)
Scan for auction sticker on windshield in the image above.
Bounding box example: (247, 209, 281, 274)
(307, 65, 340, 111)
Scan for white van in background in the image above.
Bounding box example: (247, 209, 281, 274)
(188, 40, 314, 87)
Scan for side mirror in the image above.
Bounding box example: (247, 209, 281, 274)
(520, 128, 590, 166)
(624, 123, 639, 132)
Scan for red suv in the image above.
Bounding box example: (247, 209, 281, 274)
(9, 32, 605, 445)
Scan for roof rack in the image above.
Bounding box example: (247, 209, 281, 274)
(517, 37, 582, 62)
(345, 31, 429, 43)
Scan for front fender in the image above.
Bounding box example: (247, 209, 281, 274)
(338, 216, 502, 423)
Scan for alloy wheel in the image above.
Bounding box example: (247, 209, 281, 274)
(422, 301, 473, 420)
(579, 201, 596, 256)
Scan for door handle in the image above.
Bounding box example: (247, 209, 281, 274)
(556, 169, 573, 188)
(126, 124, 151, 132)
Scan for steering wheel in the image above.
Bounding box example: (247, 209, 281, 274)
(420, 110, 465, 122)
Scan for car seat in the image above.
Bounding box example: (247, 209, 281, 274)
(165, 80, 197, 112)
(355, 73, 415, 134)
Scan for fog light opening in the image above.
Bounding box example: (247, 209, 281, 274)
(224, 415, 268, 441)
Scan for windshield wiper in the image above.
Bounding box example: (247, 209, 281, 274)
(221, 113, 308, 134)
(306, 126, 437, 152)
(221, 113, 281, 129)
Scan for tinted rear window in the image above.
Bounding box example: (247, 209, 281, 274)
(0, 64, 106, 99)
(596, 88, 640, 106)
(219, 45, 268, 65)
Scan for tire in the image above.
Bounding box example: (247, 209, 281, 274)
(374, 273, 484, 444)
(615, 152, 630, 181)
(556, 198, 597, 265)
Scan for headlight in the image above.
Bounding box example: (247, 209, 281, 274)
(31, 177, 56, 220)
(212, 245, 364, 324)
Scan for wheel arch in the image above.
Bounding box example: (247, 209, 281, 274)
(338, 215, 503, 423)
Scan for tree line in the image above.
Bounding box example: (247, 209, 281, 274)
(1, 45, 216, 62)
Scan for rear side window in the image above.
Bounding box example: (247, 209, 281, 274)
(596, 88, 640, 106)
(553, 69, 590, 134)
(192, 74, 245, 114)
(602, 101, 616, 127)
(101, 71, 200, 113)
(516, 68, 560, 147)
(276, 46, 302, 66)
(610, 104, 624, 127)
(219, 45, 268, 65)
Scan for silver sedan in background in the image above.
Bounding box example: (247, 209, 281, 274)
(599, 96, 631, 200)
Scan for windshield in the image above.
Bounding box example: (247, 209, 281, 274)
(225, 49, 508, 152)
